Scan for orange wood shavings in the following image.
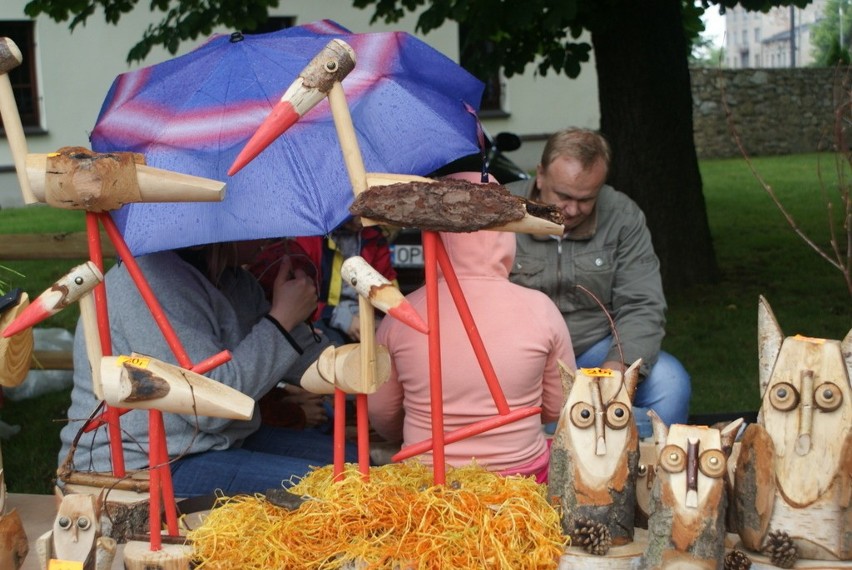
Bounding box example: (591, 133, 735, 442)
(189, 462, 568, 569)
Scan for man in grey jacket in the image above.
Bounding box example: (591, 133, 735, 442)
(508, 128, 690, 437)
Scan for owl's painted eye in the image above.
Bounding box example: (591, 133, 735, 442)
(605, 402, 631, 429)
(57, 516, 72, 530)
(570, 402, 596, 428)
(660, 445, 686, 473)
(769, 381, 799, 411)
(76, 517, 92, 531)
(698, 449, 726, 478)
(814, 382, 843, 412)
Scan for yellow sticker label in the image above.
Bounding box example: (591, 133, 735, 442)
(580, 367, 614, 377)
(49, 560, 84, 570)
(793, 334, 825, 344)
(117, 355, 151, 368)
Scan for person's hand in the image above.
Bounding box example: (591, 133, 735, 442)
(281, 385, 328, 428)
(347, 316, 361, 341)
(268, 256, 317, 330)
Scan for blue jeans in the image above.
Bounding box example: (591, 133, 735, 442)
(170, 425, 359, 497)
(547, 337, 692, 438)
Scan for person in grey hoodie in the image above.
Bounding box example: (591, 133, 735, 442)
(58, 240, 355, 497)
(507, 128, 691, 438)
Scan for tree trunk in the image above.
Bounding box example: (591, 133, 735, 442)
(592, 0, 718, 290)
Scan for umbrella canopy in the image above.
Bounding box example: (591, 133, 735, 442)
(90, 20, 484, 255)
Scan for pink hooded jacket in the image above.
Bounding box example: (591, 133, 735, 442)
(370, 229, 575, 476)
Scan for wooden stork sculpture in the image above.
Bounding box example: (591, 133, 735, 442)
(229, 39, 565, 484)
(0, 36, 244, 564)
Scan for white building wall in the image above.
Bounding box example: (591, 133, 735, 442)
(724, 0, 827, 68)
(0, 0, 599, 208)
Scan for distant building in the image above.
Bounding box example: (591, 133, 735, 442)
(724, 0, 827, 68)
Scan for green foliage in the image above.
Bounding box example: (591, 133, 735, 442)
(810, 0, 852, 66)
(22, 0, 799, 72)
(25, 0, 280, 63)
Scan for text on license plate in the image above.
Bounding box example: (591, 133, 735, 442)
(391, 244, 424, 268)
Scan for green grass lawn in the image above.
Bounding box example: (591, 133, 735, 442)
(665, 152, 850, 415)
(0, 152, 850, 494)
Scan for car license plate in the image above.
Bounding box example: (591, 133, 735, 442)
(391, 244, 424, 268)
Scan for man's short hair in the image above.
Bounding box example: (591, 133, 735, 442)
(540, 128, 611, 173)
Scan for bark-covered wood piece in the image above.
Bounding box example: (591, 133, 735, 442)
(548, 361, 641, 547)
(43, 146, 145, 211)
(60, 479, 152, 543)
(349, 179, 562, 232)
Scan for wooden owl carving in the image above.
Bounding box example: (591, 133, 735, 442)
(734, 296, 852, 562)
(644, 413, 741, 570)
(548, 360, 641, 551)
(36, 490, 117, 570)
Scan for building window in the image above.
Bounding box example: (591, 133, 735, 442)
(459, 26, 507, 117)
(0, 20, 40, 133)
(754, 28, 761, 42)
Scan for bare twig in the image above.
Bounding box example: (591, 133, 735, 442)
(718, 65, 852, 298)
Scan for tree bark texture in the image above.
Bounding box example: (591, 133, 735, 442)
(592, 0, 718, 290)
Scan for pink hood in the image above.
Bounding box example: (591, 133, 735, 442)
(437, 230, 514, 281)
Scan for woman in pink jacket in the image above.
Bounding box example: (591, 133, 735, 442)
(369, 229, 575, 482)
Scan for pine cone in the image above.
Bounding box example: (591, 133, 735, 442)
(762, 529, 798, 569)
(724, 549, 752, 570)
(573, 517, 611, 556)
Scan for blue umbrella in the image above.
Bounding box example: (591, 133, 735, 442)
(90, 20, 484, 255)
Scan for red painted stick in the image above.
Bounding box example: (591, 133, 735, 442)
(392, 406, 542, 462)
(148, 409, 163, 552)
(357, 393, 370, 479)
(86, 213, 126, 477)
(434, 235, 510, 415)
(422, 231, 446, 484)
(152, 410, 179, 537)
(99, 214, 193, 369)
(333, 388, 346, 481)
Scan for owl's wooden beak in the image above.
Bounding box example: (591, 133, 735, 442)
(686, 437, 699, 508)
(796, 369, 814, 455)
(591, 380, 607, 455)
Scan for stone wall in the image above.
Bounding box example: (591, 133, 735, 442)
(691, 67, 848, 159)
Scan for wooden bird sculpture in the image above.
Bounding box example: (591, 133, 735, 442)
(734, 296, 852, 565)
(36, 490, 117, 570)
(548, 360, 641, 555)
(644, 412, 741, 570)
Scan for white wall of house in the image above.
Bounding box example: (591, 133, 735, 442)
(0, 0, 598, 208)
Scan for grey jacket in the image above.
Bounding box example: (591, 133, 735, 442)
(58, 251, 328, 472)
(507, 179, 666, 377)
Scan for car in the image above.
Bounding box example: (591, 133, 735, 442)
(388, 130, 531, 294)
